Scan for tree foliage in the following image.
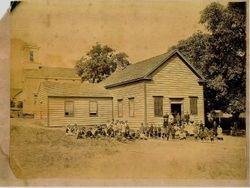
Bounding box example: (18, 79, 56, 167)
(75, 43, 130, 83)
(169, 31, 210, 74)
(170, 2, 246, 115)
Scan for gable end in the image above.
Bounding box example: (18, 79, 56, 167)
(144, 50, 205, 81)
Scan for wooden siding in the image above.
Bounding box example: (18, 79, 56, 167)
(108, 82, 145, 128)
(22, 77, 80, 114)
(48, 97, 113, 126)
(34, 84, 48, 125)
(146, 54, 204, 125)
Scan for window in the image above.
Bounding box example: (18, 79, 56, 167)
(118, 99, 123, 117)
(64, 101, 74, 117)
(154, 96, 163, 117)
(190, 97, 198, 115)
(89, 101, 98, 116)
(29, 51, 34, 62)
(128, 97, 135, 117)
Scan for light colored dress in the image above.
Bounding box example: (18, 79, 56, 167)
(217, 126, 223, 139)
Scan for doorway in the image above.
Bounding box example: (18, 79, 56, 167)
(171, 103, 182, 117)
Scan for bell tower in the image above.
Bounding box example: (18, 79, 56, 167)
(22, 44, 41, 69)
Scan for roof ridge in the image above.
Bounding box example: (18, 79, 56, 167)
(103, 49, 204, 88)
(123, 52, 169, 69)
(40, 80, 111, 97)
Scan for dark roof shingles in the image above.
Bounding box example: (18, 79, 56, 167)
(102, 50, 204, 87)
(41, 81, 111, 97)
(102, 53, 169, 87)
(24, 66, 80, 79)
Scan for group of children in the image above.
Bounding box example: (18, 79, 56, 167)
(65, 117, 224, 142)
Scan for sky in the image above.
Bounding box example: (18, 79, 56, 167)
(8, 0, 229, 68)
(0, 0, 9, 19)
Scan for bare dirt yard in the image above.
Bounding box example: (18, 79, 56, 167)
(9, 118, 247, 184)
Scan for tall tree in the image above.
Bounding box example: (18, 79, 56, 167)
(169, 2, 246, 116)
(168, 31, 210, 74)
(75, 43, 130, 83)
(201, 2, 246, 116)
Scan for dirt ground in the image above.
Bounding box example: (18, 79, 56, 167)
(9, 118, 248, 185)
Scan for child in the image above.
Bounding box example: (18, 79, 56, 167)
(140, 123, 144, 134)
(144, 123, 149, 137)
(193, 125, 199, 140)
(217, 125, 223, 140)
(125, 123, 130, 138)
(153, 125, 158, 138)
(86, 128, 94, 138)
(179, 126, 186, 140)
(169, 113, 174, 125)
(157, 125, 162, 138)
(77, 127, 85, 139)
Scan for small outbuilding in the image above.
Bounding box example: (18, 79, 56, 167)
(35, 81, 113, 126)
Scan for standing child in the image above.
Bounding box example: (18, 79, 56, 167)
(213, 120, 218, 137)
(144, 123, 149, 137)
(169, 113, 174, 125)
(153, 125, 158, 138)
(140, 123, 144, 134)
(217, 125, 223, 140)
(125, 123, 130, 138)
(149, 124, 154, 138)
(158, 125, 162, 138)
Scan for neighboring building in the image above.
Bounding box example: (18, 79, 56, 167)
(10, 88, 23, 118)
(35, 81, 113, 126)
(35, 50, 205, 128)
(10, 38, 81, 115)
(22, 66, 81, 114)
(11, 88, 23, 102)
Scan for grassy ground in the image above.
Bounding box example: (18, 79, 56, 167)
(10, 118, 247, 181)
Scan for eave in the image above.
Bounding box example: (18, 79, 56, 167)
(104, 77, 152, 89)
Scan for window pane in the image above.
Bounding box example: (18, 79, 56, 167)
(65, 101, 74, 116)
(129, 98, 135, 117)
(118, 99, 123, 117)
(89, 101, 98, 116)
(30, 51, 34, 62)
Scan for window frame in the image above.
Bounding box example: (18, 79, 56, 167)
(117, 99, 123, 117)
(64, 100, 74, 117)
(189, 96, 198, 115)
(89, 100, 98, 117)
(29, 50, 34, 62)
(128, 97, 135, 117)
(153, 96, 163, 117)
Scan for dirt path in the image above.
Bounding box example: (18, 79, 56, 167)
(7, 118, 248, 186)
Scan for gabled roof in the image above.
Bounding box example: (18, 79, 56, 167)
(40, 81, 111, 98)
(102, 50, 205, 88)
(24, 66, 80, 79)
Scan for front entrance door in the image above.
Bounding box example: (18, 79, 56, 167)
(171, 103, 182, 117)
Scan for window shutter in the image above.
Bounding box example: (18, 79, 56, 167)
(159, 97, 163, 116)
(190, 97, 198, 115)
(154, 96, 163, 116)
(129, 98, 135, 117)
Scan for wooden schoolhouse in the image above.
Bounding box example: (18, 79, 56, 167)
(35, 50, 205, 127)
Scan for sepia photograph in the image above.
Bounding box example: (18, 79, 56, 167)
(0, 0, 248, 186)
